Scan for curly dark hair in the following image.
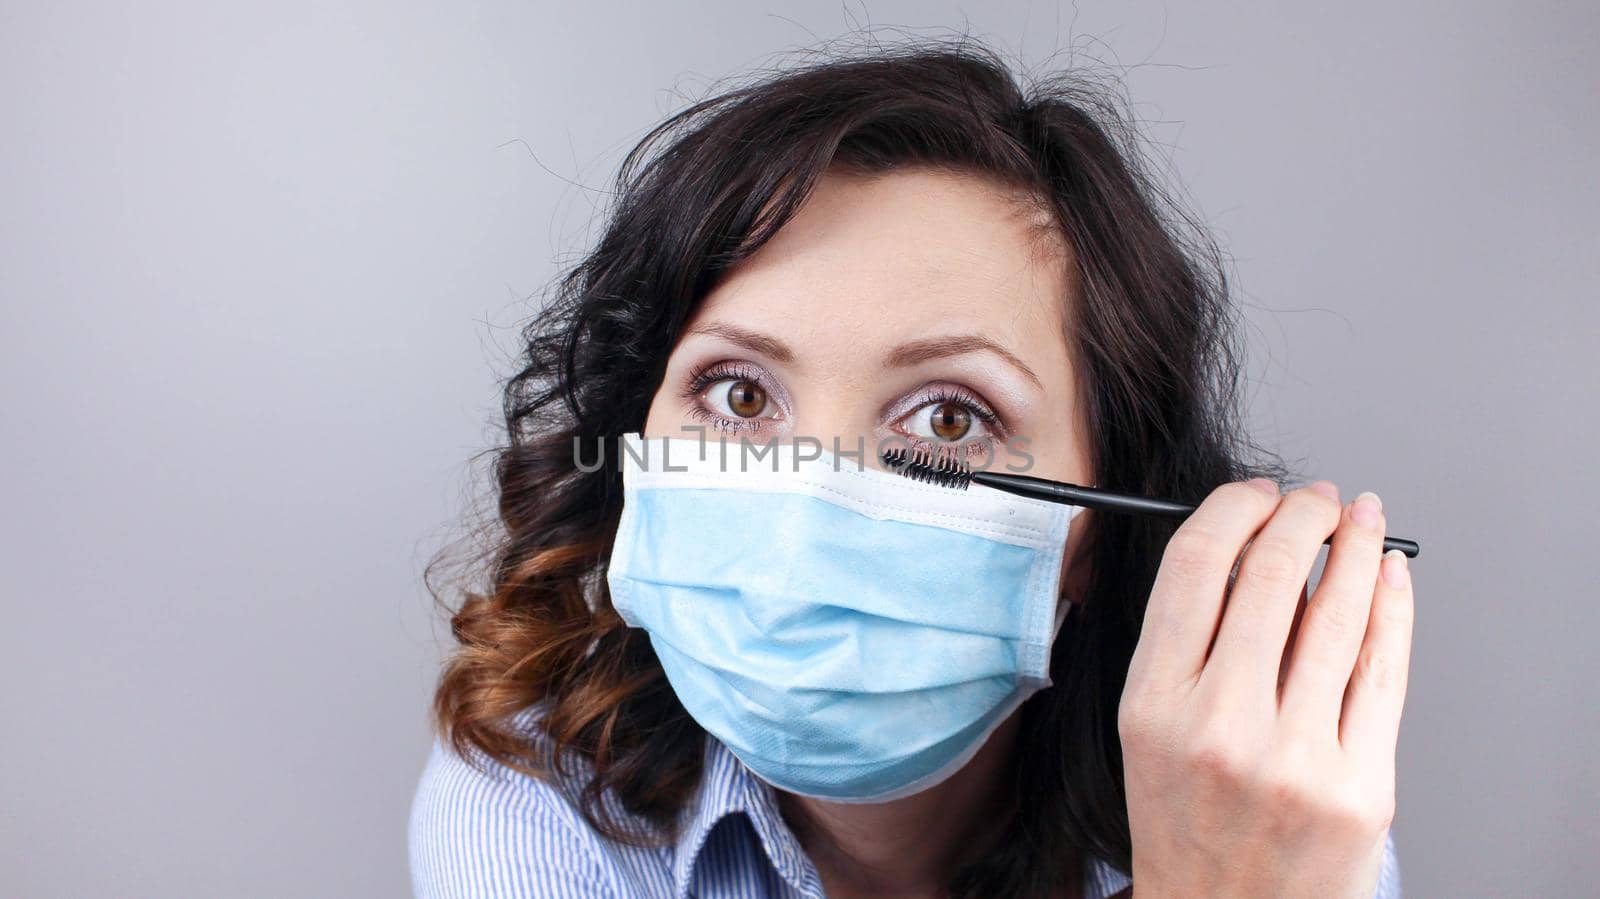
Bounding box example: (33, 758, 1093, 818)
(425, 32, 1293, 898)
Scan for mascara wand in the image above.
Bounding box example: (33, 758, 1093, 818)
(880, 447, 1420, 559)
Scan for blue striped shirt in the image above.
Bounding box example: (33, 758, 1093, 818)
(408, 706, 1403, 897)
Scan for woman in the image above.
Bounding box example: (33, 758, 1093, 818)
(409, 38, 1410, 898)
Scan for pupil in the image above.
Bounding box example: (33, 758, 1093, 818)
(930, 402, 970, 440)
(727, 380, 766, 418)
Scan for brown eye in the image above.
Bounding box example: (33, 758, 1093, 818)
(725, 379, 767, 418)
(928, 401, 971, 441)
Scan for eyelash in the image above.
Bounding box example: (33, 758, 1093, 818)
(917, 385, 1002, 433)
(678, 360, 1005, 442)
(680, 361, 774, 433)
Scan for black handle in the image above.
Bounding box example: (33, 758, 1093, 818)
(971, 471, 1421, 559)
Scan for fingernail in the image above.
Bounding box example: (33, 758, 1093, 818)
(1382, 548, 1409, 588)
(1247, 477, 1279, 495)
(1310, 480, 1339, 502)
(1351, 490, 1383, 528)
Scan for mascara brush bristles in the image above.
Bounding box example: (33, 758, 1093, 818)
(879, 447, 974, 490)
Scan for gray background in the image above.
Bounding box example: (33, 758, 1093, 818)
(2, 1, 1595, 895)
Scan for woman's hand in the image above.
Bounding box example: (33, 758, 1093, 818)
(1117, 479, 1413, 899)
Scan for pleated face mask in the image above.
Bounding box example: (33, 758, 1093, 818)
(603, 431, 1083, 803)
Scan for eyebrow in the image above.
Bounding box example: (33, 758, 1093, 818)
(687, 323, 795, 364)
(685, 322, 1044, 389)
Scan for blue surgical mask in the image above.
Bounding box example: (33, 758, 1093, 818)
(604, 432, 1082, 803)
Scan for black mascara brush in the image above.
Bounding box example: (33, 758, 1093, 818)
(880, 447, 1420, 559)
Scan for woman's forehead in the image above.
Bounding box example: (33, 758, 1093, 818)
(692, 168, 1074, 363)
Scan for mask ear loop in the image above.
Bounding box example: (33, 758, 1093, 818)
(1050, 583, 1080, 642)
(1049, 498, 1091, 643)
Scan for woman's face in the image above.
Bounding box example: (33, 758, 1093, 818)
(643, 165, 1096, 597)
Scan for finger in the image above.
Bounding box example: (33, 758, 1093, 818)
(1202, 483, 1343, 699)
(1224, 534, 1296, 665)
(1128, 479, 1282, 688)
(1340, 549, 1415, 763)
(1280, 491, 1388, 736)
(1277, 581, 1310, 690)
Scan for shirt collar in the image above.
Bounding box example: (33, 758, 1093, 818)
(670, 735, 822, 899)
(665, 733, 1129, 899)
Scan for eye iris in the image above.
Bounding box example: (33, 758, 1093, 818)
(725, 380, 766, 418)
(929, 402, 970, 440)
